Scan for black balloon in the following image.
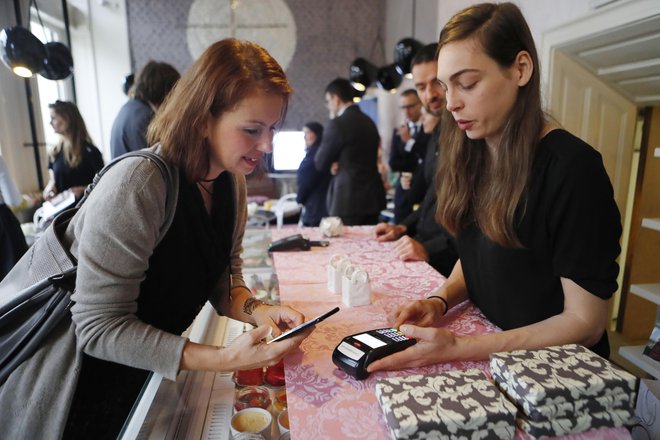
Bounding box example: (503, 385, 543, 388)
(40, 41, 73, 80)
(0, 26, 46, 76)
(377, 63, 403, 91)
(349, 57, 378, 91)
(394, 38, 424, 75)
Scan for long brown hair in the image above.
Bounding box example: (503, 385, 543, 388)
(148, 39, 292, 181)
(48, 100, 93, 168)
(435, 2, 544, 247)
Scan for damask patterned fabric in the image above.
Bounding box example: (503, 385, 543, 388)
(490, 344, 636, 406)
(375, 369, 517, 440)
(517, 408, 636, 438)
(490, 344, 637, 437)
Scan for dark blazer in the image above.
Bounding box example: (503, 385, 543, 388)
(389, 125, 430, 223)
(314, 105, 385, 220)
(296, 143, 331, 226)
(401, 124, 458, 277)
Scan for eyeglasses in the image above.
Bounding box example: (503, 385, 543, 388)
(399, 102, 421, 110)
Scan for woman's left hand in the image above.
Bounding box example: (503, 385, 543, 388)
(252, 304, 305, 337)
(366, 324, 457, 372)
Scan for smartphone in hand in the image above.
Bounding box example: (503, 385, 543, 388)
(266, 307, 340, 344)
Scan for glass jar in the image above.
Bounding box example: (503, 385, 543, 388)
(273, 387, 287, 412)
(234, 385, 272, 412)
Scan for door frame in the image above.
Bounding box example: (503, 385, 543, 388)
(540, 0, 660, 107)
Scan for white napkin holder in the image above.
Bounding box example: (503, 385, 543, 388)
(320, 216, 343, 237)
(328, 254, 350, 294)
(341, 264, 371, 307)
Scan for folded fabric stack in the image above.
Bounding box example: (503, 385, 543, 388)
(375, 369, 517, 440)
(489, 344, 637, 438)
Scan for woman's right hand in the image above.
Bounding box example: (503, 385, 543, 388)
(390, 298, 446, 329)
(218, 324, 311, 371)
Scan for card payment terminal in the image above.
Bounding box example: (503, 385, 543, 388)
(332, 328, 416, 380)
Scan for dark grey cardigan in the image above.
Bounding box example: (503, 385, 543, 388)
(0, 155, 248, 439)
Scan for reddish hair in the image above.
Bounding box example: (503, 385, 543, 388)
(148, 39, 291, 181)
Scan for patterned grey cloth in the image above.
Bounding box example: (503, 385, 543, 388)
(517, 407, 636, 438)
(490, 344, 636, 406)
(375, 369, 517, 440)
(498, 381, 633, 421)
(489, 344, 637, 437)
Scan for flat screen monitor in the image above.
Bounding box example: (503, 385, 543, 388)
(272, 131, 306, 172)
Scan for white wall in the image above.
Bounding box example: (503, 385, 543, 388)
(435, 0, 593, 50)
(67, 0, 131, 161)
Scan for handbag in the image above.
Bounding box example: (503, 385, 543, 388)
(0, 149, 177, 385)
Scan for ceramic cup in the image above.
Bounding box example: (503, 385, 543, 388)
(230, 407, 272, 440)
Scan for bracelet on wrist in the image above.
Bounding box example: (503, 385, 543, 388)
(243, 296, 267, 315)
(426, 295, 449, 316)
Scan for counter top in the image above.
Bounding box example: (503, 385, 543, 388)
(270, 226, 631, 440)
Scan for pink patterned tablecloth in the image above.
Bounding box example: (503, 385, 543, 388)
(269, 226, 631, 440)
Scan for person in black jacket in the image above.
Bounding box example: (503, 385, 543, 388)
(296, 121, 331, 226)
(314, 78, 385, 225)
(389, 89, 430, 223)
(375, 44, 458, 277)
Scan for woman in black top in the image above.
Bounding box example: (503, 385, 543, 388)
(296, 121, 331, 226)
(43, 100, 104, 200)
(369, 2, 621, 372)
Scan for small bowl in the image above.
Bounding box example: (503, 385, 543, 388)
(235, 385, 271, 412)
(231, 407, 272, 440)
(277, 409, 289, 434)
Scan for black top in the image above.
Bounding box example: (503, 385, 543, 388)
(296, 142, 331, 226)
(48, 142, 104, 192)
(64, 171, 235, 439)
(457, 129, 621, 358)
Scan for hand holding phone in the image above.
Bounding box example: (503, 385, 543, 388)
(266, 307, 340, 344)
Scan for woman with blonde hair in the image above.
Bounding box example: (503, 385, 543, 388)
(1, 39, 311, 439)
(43, 100, 104, 200)
(369, 2, 621, 372)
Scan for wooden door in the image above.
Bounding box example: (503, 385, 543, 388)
(548, 50, 638, 327)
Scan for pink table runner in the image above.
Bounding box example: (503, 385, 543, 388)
(269, 226, 630, 440)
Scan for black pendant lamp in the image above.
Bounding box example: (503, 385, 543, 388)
(376, 63, 403, 92)
(0, 26, 45, 78)
(40, 41, 73, 80)
(349, 57, 378, 92)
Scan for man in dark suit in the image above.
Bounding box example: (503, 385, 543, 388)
(389, 89, 430, 223)
(315, 78, 385, 225)
(374, 44, 458, 277)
